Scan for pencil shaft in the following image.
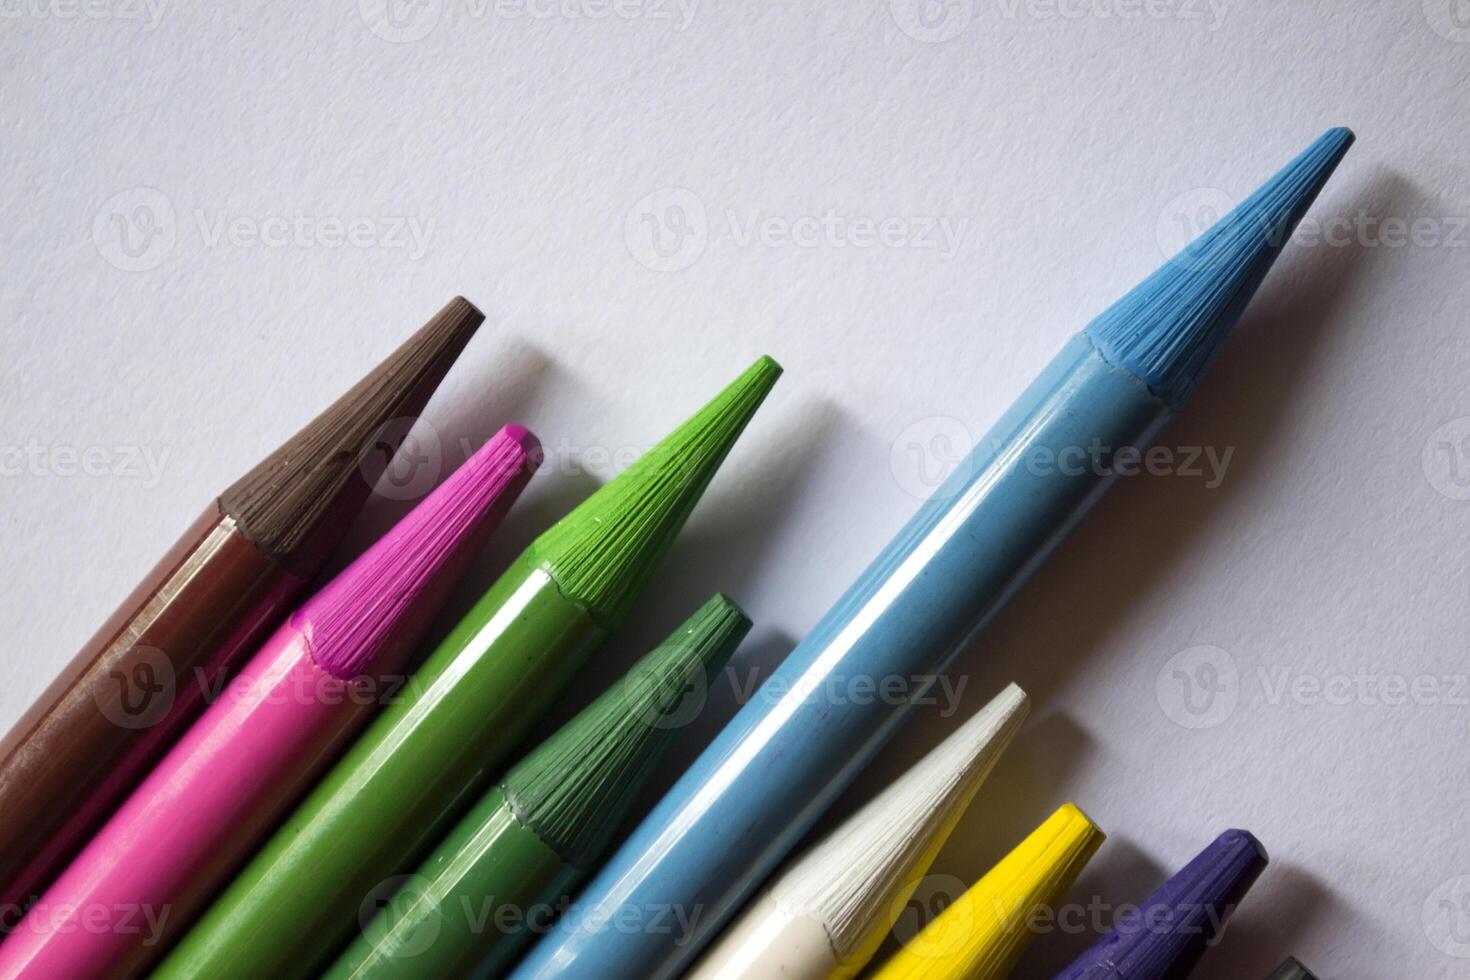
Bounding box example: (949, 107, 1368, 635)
(1, 632, 365, 979)
(873, 804, 1103, 980)
(0, 505, 299, 925)
(327, 788, 573, 980)
(0, 298, 482, 919)
(154, 558, 606, 980)
(511, 336, 1168, 980)
(689, 897, 843, 980)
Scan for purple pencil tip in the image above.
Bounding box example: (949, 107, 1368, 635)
(1054, 829, 1268, 979)
(299, 424, 540, 677)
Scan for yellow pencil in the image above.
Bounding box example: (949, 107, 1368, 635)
(872, 803, 1104, 980)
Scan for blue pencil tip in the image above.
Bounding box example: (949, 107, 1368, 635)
(1086, 127, 1355, 408)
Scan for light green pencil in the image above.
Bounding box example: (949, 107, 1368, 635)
(155, 357, 781, 980)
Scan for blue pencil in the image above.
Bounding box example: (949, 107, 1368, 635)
(510, 128, 1355, 980)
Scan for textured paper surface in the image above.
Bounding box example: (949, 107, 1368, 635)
(1, 3, 1466, 976)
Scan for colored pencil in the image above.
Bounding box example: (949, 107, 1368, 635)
(325, 594, 751, 980)
(689, 683, 1029, 980)
(871, 803, 1104, 980)
(153, 356, 782, 980)
(1265, 956, 1318, 980)
(1054, 829, 1268, 979)
(0, 425, 539, 979)
(0, 297, 482, 927)
(509, 128, 1355, 980)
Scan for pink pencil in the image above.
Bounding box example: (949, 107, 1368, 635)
(0, 424, 540, 980)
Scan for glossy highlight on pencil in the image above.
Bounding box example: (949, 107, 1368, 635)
(327, 595, 751, 980)
(689, 684, 1029, 980)
(0, 296, 484, 927)
(0, 425, 540, 980)
(154, 357, 781, 980)
(508, 130, 1353, 980)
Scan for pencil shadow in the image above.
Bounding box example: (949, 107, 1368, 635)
(957, 170, 1395, 725)
(1010, 836, 1170, 977)
(859, 711, 1098, 966)
(318, 337, 558, 580)
(618, 627, 802, 828)
(513, 396, 850, 769)
(862, 173, 1398, 975)
(1189, 864, 1342, 979)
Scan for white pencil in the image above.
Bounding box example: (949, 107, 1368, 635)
(687, 683, 1029, 980)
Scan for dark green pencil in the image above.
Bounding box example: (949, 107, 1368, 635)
(326, 595, 751, 980)
(1265, 956, 1319, 980)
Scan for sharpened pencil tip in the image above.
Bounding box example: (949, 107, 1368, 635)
(1053, 828, 1268, 980)
(527, 357, 781, 626)
(503, 595, 751, 867)
(221, 297, 485, 574)
(1085, 127, 1354, 408)
(301, 425, 539, 678)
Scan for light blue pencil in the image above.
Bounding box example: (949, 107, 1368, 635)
(510, 128, 1355, 980)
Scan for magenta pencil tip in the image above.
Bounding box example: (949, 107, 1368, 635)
(300, 426, 540, 677)
(498, 424, 544, 463)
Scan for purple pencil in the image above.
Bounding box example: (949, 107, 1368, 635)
(1053, 829, 1268, 979)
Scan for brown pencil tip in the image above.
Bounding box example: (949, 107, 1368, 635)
(220, 296, 485, 576)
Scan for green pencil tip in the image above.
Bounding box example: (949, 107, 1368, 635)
(527, 357, 782, 626)
(502, 595, 751, 868)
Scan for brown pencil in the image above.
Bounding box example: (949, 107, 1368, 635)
(0, 296, 483, 928)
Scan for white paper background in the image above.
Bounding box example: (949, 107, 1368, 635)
(2, 2, 1467, 976)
